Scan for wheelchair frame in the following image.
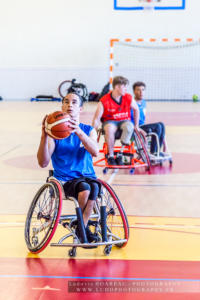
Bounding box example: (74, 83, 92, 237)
(24, 172, 129, 257)
(58, 79, 89, 102)
(141, 131, 173, 166)
(93, 128, 151, 174)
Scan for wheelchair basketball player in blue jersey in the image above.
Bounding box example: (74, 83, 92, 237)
(131, 81, 167, 156)
(37, 91, 101, 243)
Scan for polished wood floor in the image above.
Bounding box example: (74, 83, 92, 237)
(1, 100, 200, 299)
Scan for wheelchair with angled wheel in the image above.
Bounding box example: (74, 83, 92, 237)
(24, 170, 129, 257)
(58, 78, 89, 102)
(93, 127, 151, 174)
(139, 128, 173, 167)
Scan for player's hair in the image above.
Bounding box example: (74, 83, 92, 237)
(112, 76, 129, 88)
(62, 92, 84, 107)
(132, 81, 146, 91)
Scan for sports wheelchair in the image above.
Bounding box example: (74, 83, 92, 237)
(93, 128, 151, 174)
(140, 129, 173, 167)
(58, 78, 89, 102)
(24, 171, 129, 257)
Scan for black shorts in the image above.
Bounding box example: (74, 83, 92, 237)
(63, 177, 101, 200)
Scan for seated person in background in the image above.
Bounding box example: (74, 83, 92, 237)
(37, 91, 100, 243)
(132, 81, 166, 155)
(92, 75, 141, 165)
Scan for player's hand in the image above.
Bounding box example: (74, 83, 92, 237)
(69, 116, 81, 134)
(135, 126, 147, 143)
(41, 115, 48, 138)
(139, 128, 147, 144)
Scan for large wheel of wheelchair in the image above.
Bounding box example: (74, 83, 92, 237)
(24, 180, 62, 253)
(134, 130, 151, 170)
(58, 80, 72, 98)
(97, 179, 129, 248)
(58, 79, 88, 101)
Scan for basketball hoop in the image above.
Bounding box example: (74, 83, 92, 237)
(139, 0, 161, 11)
(114, 0, 184, 11)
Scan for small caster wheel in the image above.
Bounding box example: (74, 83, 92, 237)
(130, 168, 135, 174)
(68, 247, 77, 257)
(103, 245, 112, 256)
(103, 168, 108, 174)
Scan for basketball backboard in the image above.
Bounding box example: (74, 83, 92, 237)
(114, 0, 185, 10)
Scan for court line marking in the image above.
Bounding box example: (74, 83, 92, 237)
(0, 182, 44, 184)
(1, 222, 200, 230)
(32, 285, 60, 291)
(132, 226, 200, 236)
(0, 145, 21, 157)
(1, 181, 200, 188)
(0, 275, 200, 281)
(112, 183, 200, 188)
(107, 168, 119, 185)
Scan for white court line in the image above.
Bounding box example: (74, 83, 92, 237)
(0, 172, 118, 186)
(0, 145, 21, 157)
(107, 168, 119, 185)
(0, 222, 25, 227)
(131, 224, 200, 229)
(0, 181, 44, 184)
(1, 222, 200, 230)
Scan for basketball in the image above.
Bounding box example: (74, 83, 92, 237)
(45, 111, 73, 139)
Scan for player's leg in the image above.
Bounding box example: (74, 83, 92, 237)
(158, 122, 166, 151)
(120, 120, 134, 145)
(64, 180, 91, 225)
(116, 121, 134, 165)
(83, 181, 100, 242)
(141, 123, 162, 154)
(63, 179, 99, 242)
(103, 121, 118, 165)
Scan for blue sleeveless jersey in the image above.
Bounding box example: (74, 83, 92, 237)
(131, 99, 146, 126)
(51, 123, 96, 181)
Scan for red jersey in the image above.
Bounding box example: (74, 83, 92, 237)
(100, 92, 132, 122)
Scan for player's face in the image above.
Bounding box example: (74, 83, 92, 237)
(117, 84, 128, 96)
(62, 93, 82, 118)
(134, 86, 145, 100)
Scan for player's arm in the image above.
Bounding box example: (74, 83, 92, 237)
(76, 127, 99, 157)
(130, 98, 147, 138)
(130, 98, 140, 129)
(92, 102, 104, 131)
(37, 116, 55, 168)
(69, 116, 99, 157)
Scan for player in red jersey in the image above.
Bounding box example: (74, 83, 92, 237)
(92, 76, 143, 165)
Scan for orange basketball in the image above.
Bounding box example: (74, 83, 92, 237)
(45, 111, 73, 139)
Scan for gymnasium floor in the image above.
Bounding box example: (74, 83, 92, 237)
(1, 100, 200, 299)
